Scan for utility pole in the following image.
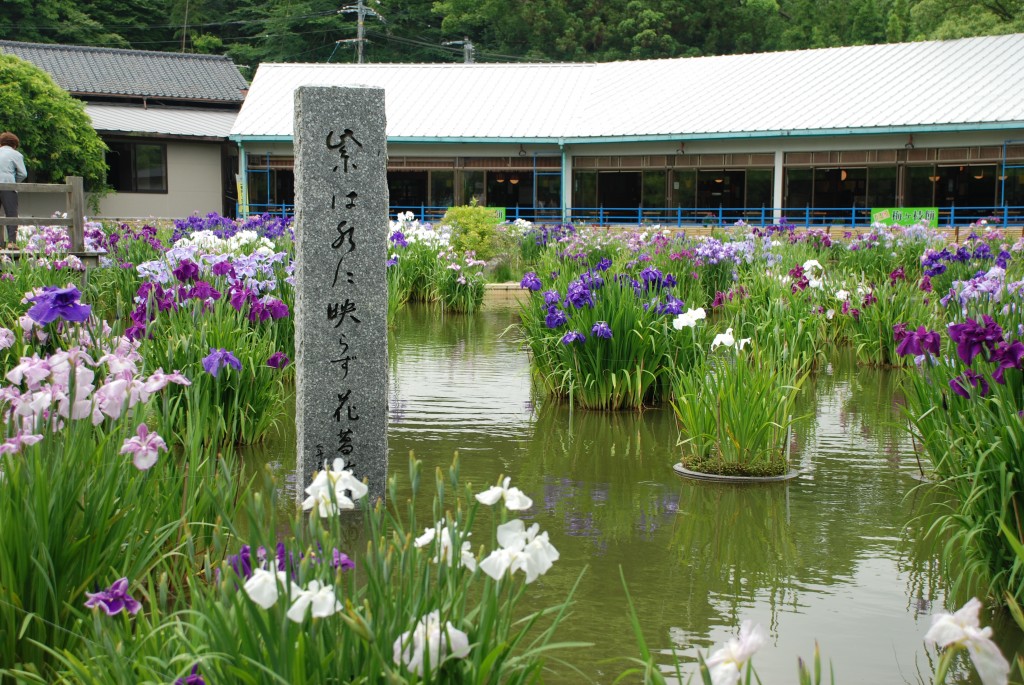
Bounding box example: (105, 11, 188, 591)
(338, 0, 383, 64)
(442, 37, 475, 63)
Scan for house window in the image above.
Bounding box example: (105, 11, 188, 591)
(106, 142, 167, 193)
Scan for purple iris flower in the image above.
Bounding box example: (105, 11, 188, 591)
(950, 369, 990, 399)
(656, 294, 685, 316)
(247, 300, 270, 323)
(894, 325, 941, 357)
(563, 280, 594, 309)
(266, 299, 289, 319)
(175, 665, 205, 685)
(920, 275, 933, 293)
(389, 230, 408, 247)
(267, 351, 291, 369)
(188, 281, 222, 301)
(889, 267, 906, 284)
(229, 286, 253, 312)
(580, 271, 604, 290)
(991, 340, 1024, 384)
(385, 256, 398, 268)
(560, 330, 586, 345)
(211, 260, 235, 277)
(520, 272, 542, 291)
(172, 259, 200, 283)
(640, 266, 665, 290)
(202, 348, 242, 377)
(125, 322, 147, 341)
(84, 578, 141, 616)
(333, 549, 356, 571)
(228, 545, 254, 579)
(591, 321, 613, 339)
(948, 315, 1003, 366)
(26, 286, 92, 325)
(542, 290, 561, 307)
(595, 257, 612, 271)
(545, 306, 568, 329)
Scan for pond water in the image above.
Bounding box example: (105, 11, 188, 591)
(250, 299, 1023, 684)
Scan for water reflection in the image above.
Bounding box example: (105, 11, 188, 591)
(255, 302, 1021, 683)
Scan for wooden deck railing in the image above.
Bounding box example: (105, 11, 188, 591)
(0, 176, 86, 251)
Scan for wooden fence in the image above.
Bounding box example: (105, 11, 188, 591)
(0, 176, 86, 251)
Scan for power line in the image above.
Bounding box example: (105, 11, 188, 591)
(336, 0, 384, 64)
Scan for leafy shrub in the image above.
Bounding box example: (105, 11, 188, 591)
(440, 202, 503, 262)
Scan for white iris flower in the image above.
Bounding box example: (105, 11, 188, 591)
(479, 519, 559, 584)
(705, 620, 768, 685)
(393, 610, 471, 676)
(672, 307, 707, 330)
(924, 597, 1009, 685)
(301, 457, 368, 518)
(475, 476, 533, 510)
(286, 580, 342, 623)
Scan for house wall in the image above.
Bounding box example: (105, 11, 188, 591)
(18, 140, 225, 221)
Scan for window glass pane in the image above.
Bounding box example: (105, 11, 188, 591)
(642, 171, 666, 207)
(573, 171, 597, 208)
(906, 166, 935, 206)
(785, 168, 812, 209)
(868, 167, 897, 207)
(673, 170, 695, 208)
(1003, 168, 1024, 207)
(487, 171, 530, 208)
(134, 144, 165, 192)
(698, 170, 744, 209)
(811, 168, 864, 209)
(388, 171, 428, 208)
(429, 171, 454, 209)
(272, 169, 294, 208)
(105, 142, 133, 192)
(247, 170, 270, 207)
(746, 169, 773, 208)
(461, 170, 484, 205)
(536, 174, 561, 209)
(961, 165, 997, 210)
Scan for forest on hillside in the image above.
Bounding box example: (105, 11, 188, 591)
(1, 0, 1022, 77)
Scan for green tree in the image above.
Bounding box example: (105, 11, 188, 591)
(885, 0, 912, 42)
(0, 55, 110, 201)
(851, 0, 887, 43)
(910, 0, 1024, 39)
(0, 0, 166, 47)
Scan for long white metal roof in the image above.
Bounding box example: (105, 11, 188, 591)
(231, 34, 1024, 141)
(86, 104, 238, 138)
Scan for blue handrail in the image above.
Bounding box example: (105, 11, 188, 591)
(238, 202, 1024, 229)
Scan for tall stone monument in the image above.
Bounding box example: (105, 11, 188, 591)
(294, 86, 388, 506)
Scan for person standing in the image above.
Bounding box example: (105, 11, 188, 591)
(0, 131, 28, 247)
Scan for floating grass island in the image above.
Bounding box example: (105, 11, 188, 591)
(674, 457, 799, 481)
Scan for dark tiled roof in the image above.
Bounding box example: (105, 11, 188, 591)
(0, 40, 248, 102)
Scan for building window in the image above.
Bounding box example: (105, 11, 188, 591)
(106, 142, 167, 193)
(246, 168, 294, 213)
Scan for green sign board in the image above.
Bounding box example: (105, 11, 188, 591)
(871, 207, 939, 228)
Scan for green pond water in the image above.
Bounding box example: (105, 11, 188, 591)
(247, 300, 1024, 684)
